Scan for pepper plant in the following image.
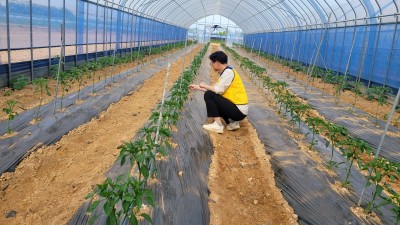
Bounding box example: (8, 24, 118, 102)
(69, 67, 85, 100)
(361, 157, 400, 214)
(32, 78, 51, 120)
(86, 176, 154, 225)
(339, 137, 373, 188)
(305, 117, 326, 150)
(2, 99, 20, 134)
(351, 80, 364, 112)
(323, 122, 347, 169)
(368, 86, 391, 123)
(86, 43, 209, 224)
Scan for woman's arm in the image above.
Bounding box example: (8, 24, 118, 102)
(189, 84, 208, 92)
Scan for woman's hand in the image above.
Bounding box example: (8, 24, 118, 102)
(189, 84, 200, 91)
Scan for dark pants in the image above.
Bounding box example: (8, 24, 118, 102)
(204, 90, 246, 124)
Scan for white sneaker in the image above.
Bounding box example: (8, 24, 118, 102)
(202, 122, 224, 133)
(227, 121, 240, 131)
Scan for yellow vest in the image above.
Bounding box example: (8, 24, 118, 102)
(220, 68, 248, 105)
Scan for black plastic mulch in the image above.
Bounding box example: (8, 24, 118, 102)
(68, 49, 214, 225)
(236, 49, 400, 164)
(0, 49, 190, 175)
(232, 64, 395, 224)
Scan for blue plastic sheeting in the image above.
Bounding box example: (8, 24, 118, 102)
(244, 23, 400, 91)
(0, 1, 186, 50)
(0, 43, 174, 87)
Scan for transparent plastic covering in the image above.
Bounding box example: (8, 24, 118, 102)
(87, 0, 399, 33)
(0, 0, 399, 89)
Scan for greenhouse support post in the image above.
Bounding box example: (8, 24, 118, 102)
(75, 0, 79, 63)
(6, 0, 11, 87)
(383, 14, 399, 87)
(48, 0, 51, 77)
(29, 0, 34, 82)
(95, 0, 99, 62)
(358, 84, 400, 206)
(86, 1, 89, 62)
(367, 16, 383, 88)
(63, 0, 66, 68)
(109, 2, 114, 58)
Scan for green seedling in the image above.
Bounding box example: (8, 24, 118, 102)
(11, 76, 29, 90)
(339, 137, 373, 189)
(32, 78, 51, 120)
(305, 117, 326, 150)
(361, 157, 400, 214)
(86, 176, 154, 225)
(2, 99, 20, 134)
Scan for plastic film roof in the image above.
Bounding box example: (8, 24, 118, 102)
(91, 0, 400, 33)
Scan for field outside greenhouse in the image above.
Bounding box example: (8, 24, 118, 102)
(1, 0, 400, 225)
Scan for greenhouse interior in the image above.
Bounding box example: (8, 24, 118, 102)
(0, 0, 400, 224)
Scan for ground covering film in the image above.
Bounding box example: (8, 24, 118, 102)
(0, 48, 191, 174)
(69, 46, 212, 225)
(225, 49, 394, 224)
(236, 48, 400, 164)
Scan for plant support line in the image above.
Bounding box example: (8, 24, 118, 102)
(358, 84, 400, 206)
(303, 13, 331, 96)
(149, 62, 171, 177)
(54, 23, 65, 113)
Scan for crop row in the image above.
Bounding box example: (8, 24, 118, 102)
(2, 41, 195, 134)
(233, 43, 400, 127)
(223, 44, 400, 224)
(84, 43, 209, 225)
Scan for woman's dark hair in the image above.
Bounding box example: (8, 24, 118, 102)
(209, 51, 228, 64)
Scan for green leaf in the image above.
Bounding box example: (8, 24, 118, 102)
(87, 214, 99, 225)
(141, 165, 150, 179)
(104, 201, 113, 215)
(144, 189, 155, 207)
(87, 200, 100, 212)
(130, 214, 139, 225)
(158, 147, 168, 156)
(85, 191, 96, 199)
(376, 184, 383, 196)
(140, 213, 153, 224)
(122, 200, 131, 213)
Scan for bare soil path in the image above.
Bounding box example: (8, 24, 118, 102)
(206, 43, 297, 225)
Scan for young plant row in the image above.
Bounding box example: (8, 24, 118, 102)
(1, 41, 195, 134)
(223, 45, 400, 224)
(85, 43, 209, 225)
(232, 43, 400, 127)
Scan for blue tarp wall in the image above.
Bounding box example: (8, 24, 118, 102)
(244, 24, 400, 92)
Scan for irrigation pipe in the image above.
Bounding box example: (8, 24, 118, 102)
(358, 85, 400, 206)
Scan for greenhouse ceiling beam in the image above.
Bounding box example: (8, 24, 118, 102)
(144, 0, 196, 28)
(253, 0, 295, 30)
(233, 0, 284, 31)
(244, 2, 284, 30)
(222, 0, 276, 32)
